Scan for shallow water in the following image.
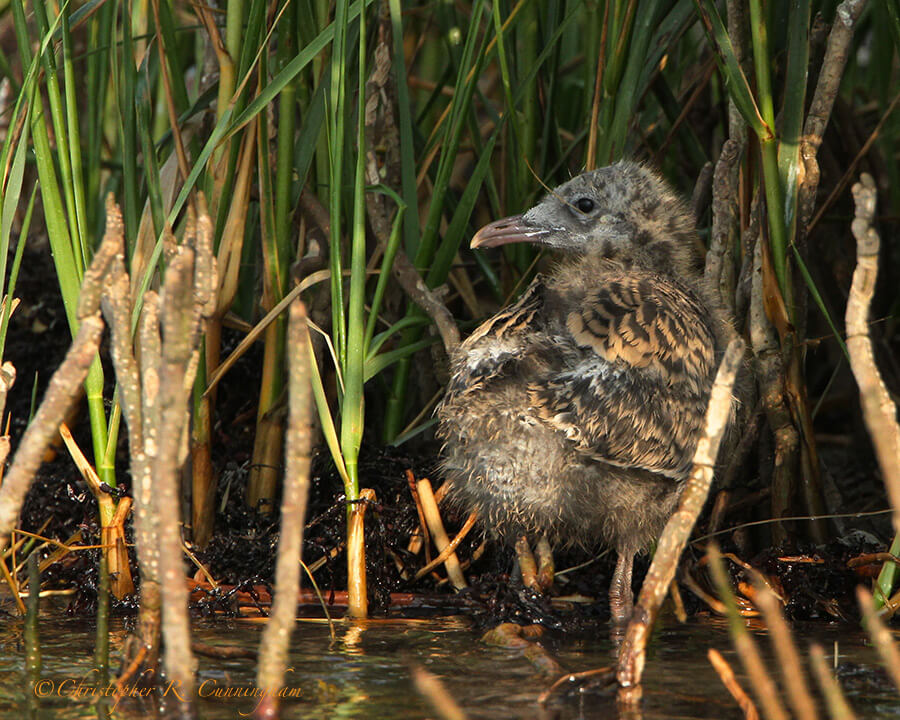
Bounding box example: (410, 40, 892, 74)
(2, 610, 898, 719)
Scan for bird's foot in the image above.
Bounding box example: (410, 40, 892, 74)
(608, 587, 634, 650)
(535, 536, 555, 591)
(609, 588, 634, 625)
(515, 535, 555, 592)
(609, 551, 635, 625)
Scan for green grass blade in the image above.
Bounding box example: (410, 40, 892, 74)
(426, 133, 498, 287)
(327, 0, 352, 365)
(234, 0, 376, 135)
(366, 316, 431, 360)
(790, 244, 849, 362)
(365, 338, 438, 382)
(387, 0, 420, 256)
(636, 1, 695, 97)
(339, 4, 370, 499)
(491, 0, 521, 204)
(60, 8, 89, 257)
(136, 53, 164, 238)
(605, 0, 664, 160)
(0, 105, 31, 294)
(883, 0, 900, 55)
(694, 0, 768, 138)
(0, 185, 35, 359)
(414, 0, 489, 272)
(130, 0, 372, 323)
(749, 0, 788, 297)
(292, 81, 327, 201)
(389, 417, 439, 447)
(778, 0, 811, 246)
(31, 0, 83, 269)
(119, 0, 139, 254)
(364, 191, 407, 353)
(307, 336, 351, 487)
(874, 531, 900, 609)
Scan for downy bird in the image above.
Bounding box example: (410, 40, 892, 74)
(436, 161, 736, 622)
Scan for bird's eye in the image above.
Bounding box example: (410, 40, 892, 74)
(574, 197, 595, 213)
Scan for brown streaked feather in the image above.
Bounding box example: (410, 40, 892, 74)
(444, 275, 546, 402)
(531, 271, 717, 478)
(565, 274, 714, 388)
(462, 274, 544, 349)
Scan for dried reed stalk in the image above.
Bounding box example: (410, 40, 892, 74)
(0, 195, 124, 551)
(857, 586, 900, 693)
(797, 0, 869, 241)
(708, 648, 759, 720)
(845, 174, 900, 532)
(346, 488, 376, 619)
(707, 545, 790, 720)
(417, 477, 466, 590)
(617, 337, 745, 695)
(101, 198, 217, 702)
(749, 234, 798, 545)
(754, 583, 817, 720)
(415, 512, 477, 581)
(0, 363, 15, 470)
(706, 137, 744, 317)
(809, 643, 857, 720)
(412, 665, 469, 720)
(254, 300, 314, 719)
(0, 316, 104, 550)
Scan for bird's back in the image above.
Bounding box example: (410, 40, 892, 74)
(437, 251, 725, 551)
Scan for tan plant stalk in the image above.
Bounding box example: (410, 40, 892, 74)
(845, 174, 900, 531)
(617, 337, 745, 696)
(0, 316, 104, 550)
(254, 300, 313, 718)
(754, 582, 817, 720)
(809, 643, 858, 720)
(708, 648, 759, 720)
(0, 214, 118, 550)
(749, 234, 799, 544)
(707, 545, 791, 720)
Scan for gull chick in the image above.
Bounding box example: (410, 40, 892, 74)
(437, 161, 735, 622)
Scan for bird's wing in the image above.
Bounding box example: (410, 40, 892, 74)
(530, 273, 717, 478)
(445, 275, 545, 400)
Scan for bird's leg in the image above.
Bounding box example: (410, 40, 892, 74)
(514, 536, 555, 592)
(609, 550, 635, 624)
(535, 535, 555, 591)
(514, 536, 541, 591)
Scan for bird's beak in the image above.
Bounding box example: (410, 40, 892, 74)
(470, 214, 550, 249)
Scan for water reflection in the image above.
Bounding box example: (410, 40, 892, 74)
(1, 613, 899, 719)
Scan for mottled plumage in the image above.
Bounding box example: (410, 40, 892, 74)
(436, 161, 735, 621)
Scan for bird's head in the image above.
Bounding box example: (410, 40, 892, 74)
(471, 161, 699, 275)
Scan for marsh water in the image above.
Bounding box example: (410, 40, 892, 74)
(2, 610, 899, 719)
